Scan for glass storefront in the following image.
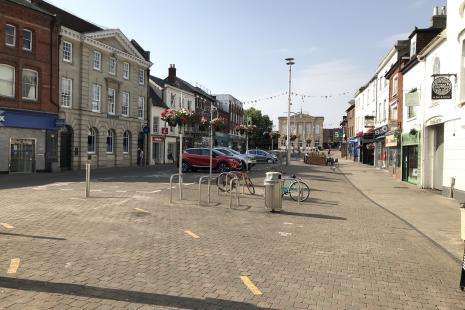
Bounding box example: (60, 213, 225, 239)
(401, 131, 421, 185)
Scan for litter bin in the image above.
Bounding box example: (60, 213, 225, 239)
(264, 172, 282, 212)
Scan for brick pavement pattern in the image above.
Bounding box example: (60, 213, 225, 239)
(0, 162, 464, 309)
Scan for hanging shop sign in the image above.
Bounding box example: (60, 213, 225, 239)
(374, 125, 388, 139)
(405, 91, 420, 107)
(385, 134, 398, 147)
(432, 76, 452, 100)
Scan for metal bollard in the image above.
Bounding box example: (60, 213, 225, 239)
(229, 177, 240, 209)
(85, 162, 90, 198)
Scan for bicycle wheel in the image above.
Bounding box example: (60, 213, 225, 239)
(244, 175, 255, 195)
(289, 181, 310, 202)
(217, 174, 229, 192)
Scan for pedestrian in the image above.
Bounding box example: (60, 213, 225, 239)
(327, 149, 331, 156)
(139, 149, 145, 167)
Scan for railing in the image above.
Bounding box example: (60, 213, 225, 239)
(170, 173, 183, 204)
(198, 175, 213, 205)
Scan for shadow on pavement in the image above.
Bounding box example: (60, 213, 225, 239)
(275, 211, 346, 221)
(0, 232, 66, 241)
(0, 277, 268, 310)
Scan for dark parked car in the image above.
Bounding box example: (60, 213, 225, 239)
(246, 149, 278, 163)
(180, 148, 241, 172)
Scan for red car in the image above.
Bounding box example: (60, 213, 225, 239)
(180, 148, 241, 172)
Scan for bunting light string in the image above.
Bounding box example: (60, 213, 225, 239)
(242, 90, 352, 105)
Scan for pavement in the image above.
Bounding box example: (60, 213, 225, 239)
(0, 161, 464, 309)
(337, 157, 464, 263)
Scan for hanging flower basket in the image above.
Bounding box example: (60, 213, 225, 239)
(199, 116, 209, 132)
(235, 124, 246, 135)
(161, 108, 177, 126)
(409, 128, 418, 136)
(305, 138, 312, 144)
(290, 134, 298, 141)
(210, 117, 225, 131)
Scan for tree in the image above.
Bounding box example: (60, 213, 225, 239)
(243, 107, 274, 149)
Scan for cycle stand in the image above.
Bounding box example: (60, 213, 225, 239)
(170, 173, 183, 204)
(229, 176, 240, 209)
(198, 175, 217, 205)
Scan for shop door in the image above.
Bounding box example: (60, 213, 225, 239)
(433, 125, 444, 190)
(152, 142, 162, 164)
(60, 127, 72, 170)
(403, 145, 418, 184)
(10, 139, 35, 173)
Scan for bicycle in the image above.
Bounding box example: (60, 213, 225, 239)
(217, 171, 255, 195)
(281, 176, 310, 202)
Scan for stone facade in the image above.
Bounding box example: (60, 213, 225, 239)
(58, 27, 151, 170)
(278, 114, 324, 151)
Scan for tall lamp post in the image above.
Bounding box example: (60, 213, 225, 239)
(285, 57, 295, 166)
(209, 104, 218, 203)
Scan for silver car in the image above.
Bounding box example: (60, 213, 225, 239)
(214, 147, 256, 170)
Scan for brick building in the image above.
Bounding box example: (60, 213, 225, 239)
(0, 0, 60, 173)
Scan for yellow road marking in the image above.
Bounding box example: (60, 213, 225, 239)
(240, 276, 262, 295)
(7, 258, 20, 274)
(184, 230, 200, 239)
(134, 207, 150, 213)
(0, 223, 14, 229)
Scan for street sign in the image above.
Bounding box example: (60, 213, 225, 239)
(161, 127, 168, 135)
(143, 126, 150, 134)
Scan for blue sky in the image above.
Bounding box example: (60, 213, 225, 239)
(47, 0, 446, 128)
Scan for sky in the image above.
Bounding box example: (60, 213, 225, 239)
(47, 0, 446, 129)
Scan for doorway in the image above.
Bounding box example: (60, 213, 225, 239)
(60, 125, 73, 170)
(433, 124, 444, 190)
(402, 145, 419, 184)
(10, 138, 35, 173)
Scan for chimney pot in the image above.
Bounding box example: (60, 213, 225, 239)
(441, 6, 446, 15)
(433, 6, 439, 15)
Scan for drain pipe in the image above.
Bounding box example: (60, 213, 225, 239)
(450, 177, 456, 199)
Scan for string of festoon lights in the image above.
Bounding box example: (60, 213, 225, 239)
(242, 91, 352, 105)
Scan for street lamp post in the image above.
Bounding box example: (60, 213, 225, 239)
(285, 58, 295, 166)
(209, 104, 218, 204)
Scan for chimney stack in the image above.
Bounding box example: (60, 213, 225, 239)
(431, 5, 447, 28)
(168, 64, 176, 85)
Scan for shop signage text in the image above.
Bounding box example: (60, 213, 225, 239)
(432, 76, 452, 100)
(151, 136, 165, 142)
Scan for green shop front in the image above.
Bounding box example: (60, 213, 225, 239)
(401, 130, 421, 185)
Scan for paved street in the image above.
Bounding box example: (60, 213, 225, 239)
(0, 161, 464, 309)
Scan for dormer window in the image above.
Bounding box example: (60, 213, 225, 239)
(410, 35, 417, 58)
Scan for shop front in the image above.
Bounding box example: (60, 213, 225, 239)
(151, 135, 165, 165)
(385, 132, 401, 179)
(361, 132, 374, 165)
(374, 125, 388, 169)
(402, 130, 421, 185)
(0, 109, 61, 173)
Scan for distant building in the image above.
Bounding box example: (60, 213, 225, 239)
(278, 114, 324, 151)
(323, 128, 341, 149)
(215, 94, 244, 149)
